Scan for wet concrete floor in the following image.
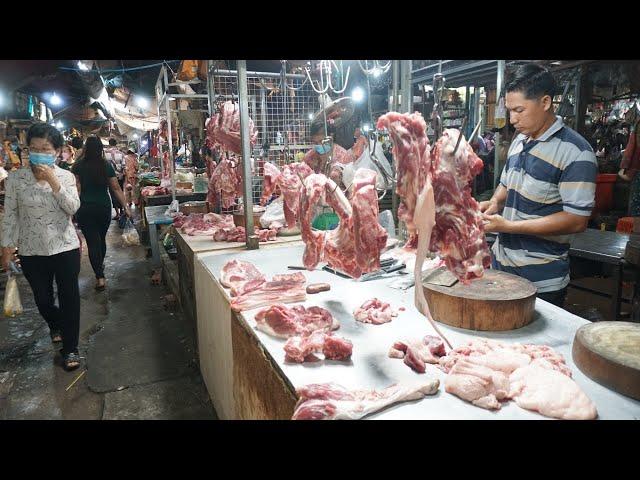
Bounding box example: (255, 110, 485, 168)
(0, 209, 216, 420)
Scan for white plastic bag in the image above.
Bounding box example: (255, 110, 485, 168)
(122, 219, 141, 246)
(342, 139, 393, 190)
(164, 199, 180, 217)
(260, 196, 285, 228)
(3, 272, 23, 317)
(378, 210, 396, 238)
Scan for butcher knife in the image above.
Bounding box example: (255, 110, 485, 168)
(358, 263, 407, 282)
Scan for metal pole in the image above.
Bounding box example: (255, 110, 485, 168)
(206, 60, 215, 118)
(493, 59, 505, 190)
(164, 66, 176, 204)
(400, 60, 413, 113)
(391, 60, 399, 111)
(391, 60, 400, 230)
(237, 60, 259, 250)
(575, 65, 586, 136)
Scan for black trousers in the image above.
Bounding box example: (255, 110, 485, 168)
(538, 287, 568, 307)
(20, 249, 81, 355)
(77, 203, 112, 279)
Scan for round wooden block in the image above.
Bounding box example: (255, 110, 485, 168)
(572, 321, 640, 401)
(423, 270, 537, 331)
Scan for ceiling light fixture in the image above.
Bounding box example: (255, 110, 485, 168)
(136, 97, 149, 109)
(351, 87, 365, 103)
(56, 121, 64, 129)
(77, 61, 90, 71)
(50, 93, 62, 106)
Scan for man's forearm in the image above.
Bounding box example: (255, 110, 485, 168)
(490, 184, 507, 209)
(508, 211, 588, 236)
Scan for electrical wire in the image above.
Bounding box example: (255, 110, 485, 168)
(59, 60, 180, 73)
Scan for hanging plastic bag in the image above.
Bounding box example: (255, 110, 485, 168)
(378, 210, 396, 238)
(3, 272, 23, 317)
(122, 219, 141, 246)
(259, 196, 285, 228)
(164, 199, 180, 217)
(342, 139, 393, 190)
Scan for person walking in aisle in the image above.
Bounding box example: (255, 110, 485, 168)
(123, 149, 139, 207)
(72, 136, 130, 291)
(105, 138, 126, 219)
(1, 122, 82, 371)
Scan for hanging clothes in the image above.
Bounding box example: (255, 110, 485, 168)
(620, 117, 640, 216)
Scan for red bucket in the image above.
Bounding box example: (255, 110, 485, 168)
(592, 173, 618, 216)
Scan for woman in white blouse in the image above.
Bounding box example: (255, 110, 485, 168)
(1, 122, 82, 371)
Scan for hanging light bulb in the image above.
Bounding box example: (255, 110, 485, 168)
(50, 93, 62, 106)
(351, 87, 365, 103)
(136, 96, 149, 109)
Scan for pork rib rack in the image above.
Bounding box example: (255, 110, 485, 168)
(206, 100, 258, 155)
(299, 169, 388, 279)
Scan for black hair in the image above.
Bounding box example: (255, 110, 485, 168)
(505, 63, 557, 100)
(109, 138, 117, 146)
(71, 137, 84, 150)
(310, 122, 333, 139)
(74, 136, 108, 186)
(26, 122, 64, 149)
(126, 149, 136, 155)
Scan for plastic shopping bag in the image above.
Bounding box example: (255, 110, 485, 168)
(259, 196, 285, 228)
(122, 219, 141, 246)
(3, 272, 23, 317)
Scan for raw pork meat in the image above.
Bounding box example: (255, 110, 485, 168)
(444, 358, 511, 410)
(388, 335, 446, 373)
(220, 259, 266, 297)
(141, 186, 170, 197)
(375, 112, 448, 347)
(437, 337, 597, 418)
(211, 155, 242, 209)
(174, 213, 235, 236)
(284, 331, 352, 363)
(261, 161, 313, 227)
(429, 129, 492, 282)
(291, 380, 440, 420)
(376, 113, 492, 348)
(254, 303, 338, 338)
(213, 226, 277, 243)
(300, 169, 387, 279)
(230, 273, 307, 312)
(508, 359, 597, 420)
(206, 100, 258, 154)
(353, 298, 398, 325)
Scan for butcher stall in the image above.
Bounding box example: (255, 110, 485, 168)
(179, 60, 640, 420)
(195, 244, 640, 420)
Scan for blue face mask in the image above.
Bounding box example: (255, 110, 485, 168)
(314, 144, 331, 155)
(29, 152, 57, 166)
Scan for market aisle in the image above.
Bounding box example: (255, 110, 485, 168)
(0, 212, 216, 420)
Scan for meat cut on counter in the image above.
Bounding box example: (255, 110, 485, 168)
(253, 303, 339, 338)
(173, 212, 235, 236)
(291, 380, 440, 420)
(213, 225, 278, 243)
(220, 259, 266, 297)
(300, 169, 388, 279)
(353, 298, 398, 325)
(261, 161, 314, 227)
(388, 335, 446, 373)
(141, 186, 171, 197)
(284, 331, 353, 363)
(230, 272, 307, 312)
(438, 338, 597, 419)
(206, 100, 258, 154)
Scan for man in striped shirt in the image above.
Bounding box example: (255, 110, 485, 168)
(481, 64, 598, 307)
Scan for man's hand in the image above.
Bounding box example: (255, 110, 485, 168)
(32, 165, 61, 192)
(479, 199, 500, 215)
(483, 213, 512, 233)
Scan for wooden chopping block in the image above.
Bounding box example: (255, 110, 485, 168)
(233, 212, 263, 228)
(572, 321, 640, 401)
(423, 270, 537, 331)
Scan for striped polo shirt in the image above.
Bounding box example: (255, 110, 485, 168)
(492, 116, 598, 293)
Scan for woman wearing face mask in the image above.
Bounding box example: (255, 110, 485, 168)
(72, 137, 130, 291)
(0, 122, 82, 371)
(59, 144, 76, 171)
(303, 123, 364, 185)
